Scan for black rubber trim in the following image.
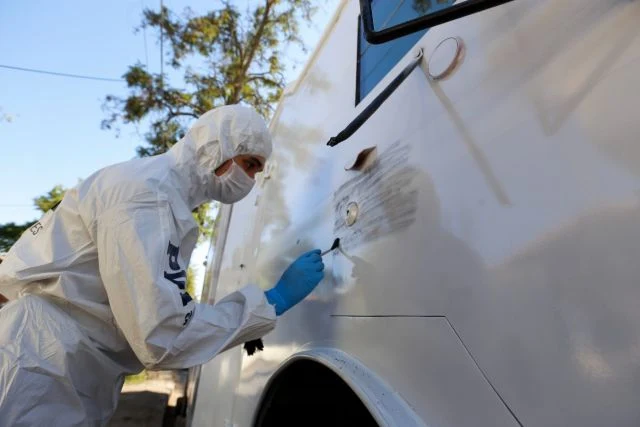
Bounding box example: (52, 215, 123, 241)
(355, 16, 364, 106)
(327, 50, 423, 147)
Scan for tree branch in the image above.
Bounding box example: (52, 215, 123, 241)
(229, 0, 275, 104)
(165, 110, 199, 123)
(247, 75, 280, 86)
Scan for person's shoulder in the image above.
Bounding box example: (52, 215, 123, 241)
(81, 157, 173, 213)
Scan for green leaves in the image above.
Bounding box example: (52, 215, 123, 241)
(34, 185, 66, 213)
(0, 222, 32, 252)
(192, 203, 215, 242)
(0, 185, 67, 252)
(103, 0, 314, 158)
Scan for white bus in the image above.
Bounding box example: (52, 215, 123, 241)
(187, 0, 640, 425)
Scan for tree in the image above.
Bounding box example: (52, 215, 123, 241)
(186, 266, 197, 301)
(0, 185, 67, 252)
(0, 222, 31, 253)
(103, 0, 313, 155)
(34, 185, 66, 212)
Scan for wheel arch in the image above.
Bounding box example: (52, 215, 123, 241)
(252, 347, 426, 427)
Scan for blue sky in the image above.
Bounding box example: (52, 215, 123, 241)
(0, 0, 339, 293)
(0, 0, 339, 225)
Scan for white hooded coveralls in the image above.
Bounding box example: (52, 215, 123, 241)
(0, 105, 277, 426)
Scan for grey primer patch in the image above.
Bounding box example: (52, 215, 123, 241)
(333, 141, 419, 250)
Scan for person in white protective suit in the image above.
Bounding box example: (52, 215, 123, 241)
(0, 105, 325, 426)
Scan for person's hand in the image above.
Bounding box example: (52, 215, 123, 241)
(265, 250, 325, 315)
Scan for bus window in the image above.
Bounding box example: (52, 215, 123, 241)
(360, 0, 514, 45)
(356, 0, 454, 104)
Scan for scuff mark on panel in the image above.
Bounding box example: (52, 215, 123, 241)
(345, 146, 378, 171)
(333, 141, 419, 250)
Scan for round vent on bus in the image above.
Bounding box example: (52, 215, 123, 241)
(428, 36, 465, 81)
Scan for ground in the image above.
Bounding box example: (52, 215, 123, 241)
(109, 370, 188, 427)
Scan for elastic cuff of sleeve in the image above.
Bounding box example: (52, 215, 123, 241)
(264, 288, 286, 316)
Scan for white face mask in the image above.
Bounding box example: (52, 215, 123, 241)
(212, 161, 255, 204)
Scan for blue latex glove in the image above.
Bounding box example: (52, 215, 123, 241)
(265, 249, 325, 316)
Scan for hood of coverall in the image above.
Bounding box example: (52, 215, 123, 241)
(166, 105, 272, 210)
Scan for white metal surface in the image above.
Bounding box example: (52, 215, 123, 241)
(233, 318, 518, 427)
(192, 0, 640, 425)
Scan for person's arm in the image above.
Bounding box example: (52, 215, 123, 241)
(96, 200, 276, 370)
